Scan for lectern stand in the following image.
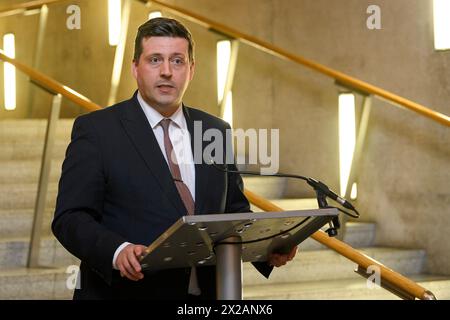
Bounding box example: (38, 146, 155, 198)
(140, 209, 338, 300)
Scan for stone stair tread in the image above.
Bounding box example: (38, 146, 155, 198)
(243, 274, 450, 300)
(0, 141, 69, 148)
(0, 182, 58, 210)
(0, 266, 447, 300)
(243, 246, 426, 270)
(0, 235, 57, 245)
(0, 119, 74, 125)
(0, 159, 63, 184)
(0, 235, 79, 269)
(0, 208, 55, 218)
(299, 221, 375, 250)
(0, 182, 59, 191)
(0, 208, 54, 237)
(0, 119, 73, 134)
(243, 177, 287, 199)
(0, 159, 62, 167)
(0, 266, 67, 276)
(0, 266, 73, 299)
(0, 130, 72, 143)
(0, 141, 68, 161)
(243, 246, 426, 285)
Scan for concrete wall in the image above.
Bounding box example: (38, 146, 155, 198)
(270, 0, 449, 275)
(0, 0, 448, 274)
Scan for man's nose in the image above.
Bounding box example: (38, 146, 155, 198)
(160, 60, 172, 77)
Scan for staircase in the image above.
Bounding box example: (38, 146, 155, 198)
(0, 119, 449, 300)
(0, 119, 77, 299)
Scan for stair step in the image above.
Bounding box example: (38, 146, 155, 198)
(0, 236, 78, 269)
(0, 160, 63, 184)
(1, 267, 446, 300)
(0, 267, 73, 299)
(243, 247, 426, 285)
(243, 177, 287, 199)
(300, 222, 375, 250)
(0, 208, 54, 238)
(251, 198, 376, 249)
(243, 275, 450, 300)
(0, 183, 58, 210)
(0, 141, 68, 161)
(0, 119, 73, 143)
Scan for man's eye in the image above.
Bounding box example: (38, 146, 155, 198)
(150, 57, 161, 64)
(171, 58, 185, 65)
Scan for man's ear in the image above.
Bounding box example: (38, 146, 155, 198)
(189, 60, 195, 81)
(131, 60, 138, 79)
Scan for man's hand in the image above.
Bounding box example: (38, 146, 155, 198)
(268, 246, 298, 267)
(116, 244, 147, 281)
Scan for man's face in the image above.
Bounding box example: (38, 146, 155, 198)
(132, 36, 195, 116)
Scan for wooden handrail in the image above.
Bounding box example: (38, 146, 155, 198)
(0, 0, 62, 16)
(245, 189, 436, 300)
(0, 50, 101, 112)
(145, 0, 450, 127)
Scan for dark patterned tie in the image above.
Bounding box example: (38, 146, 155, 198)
(160, 119, 195, 215)
(159, 118, 200, 295)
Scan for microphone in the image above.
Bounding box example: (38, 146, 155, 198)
(207, 158, 359, 218)
(305, 178, 356, 212)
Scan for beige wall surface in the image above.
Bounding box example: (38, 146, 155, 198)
(0, 0, 448, 274)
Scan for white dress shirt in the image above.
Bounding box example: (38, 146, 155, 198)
(112, 92, 196, 270)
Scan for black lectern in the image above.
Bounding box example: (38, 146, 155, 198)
(140, 209, 338, 300)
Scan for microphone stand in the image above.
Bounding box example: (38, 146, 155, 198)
(314, 188, 340, 237)
(208, 160, 358, 238)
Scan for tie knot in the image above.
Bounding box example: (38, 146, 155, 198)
(160, 118, 171, 133)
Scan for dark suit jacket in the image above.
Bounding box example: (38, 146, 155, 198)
(52, 93, 271, 300)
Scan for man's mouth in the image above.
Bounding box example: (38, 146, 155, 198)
(156, 84, 175, 93)
(156, 83, 175, 88)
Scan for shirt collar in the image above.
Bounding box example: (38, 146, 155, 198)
(137, 91, 186, 130)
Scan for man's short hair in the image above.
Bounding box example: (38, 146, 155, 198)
(133, 17, 194, 63)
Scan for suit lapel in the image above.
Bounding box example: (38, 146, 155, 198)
(119, 94, 186, 217)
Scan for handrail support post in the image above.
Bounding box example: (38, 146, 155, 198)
(27, 94, 62, 268)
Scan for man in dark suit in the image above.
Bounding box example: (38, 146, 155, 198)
(52, 17, 296, 300)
